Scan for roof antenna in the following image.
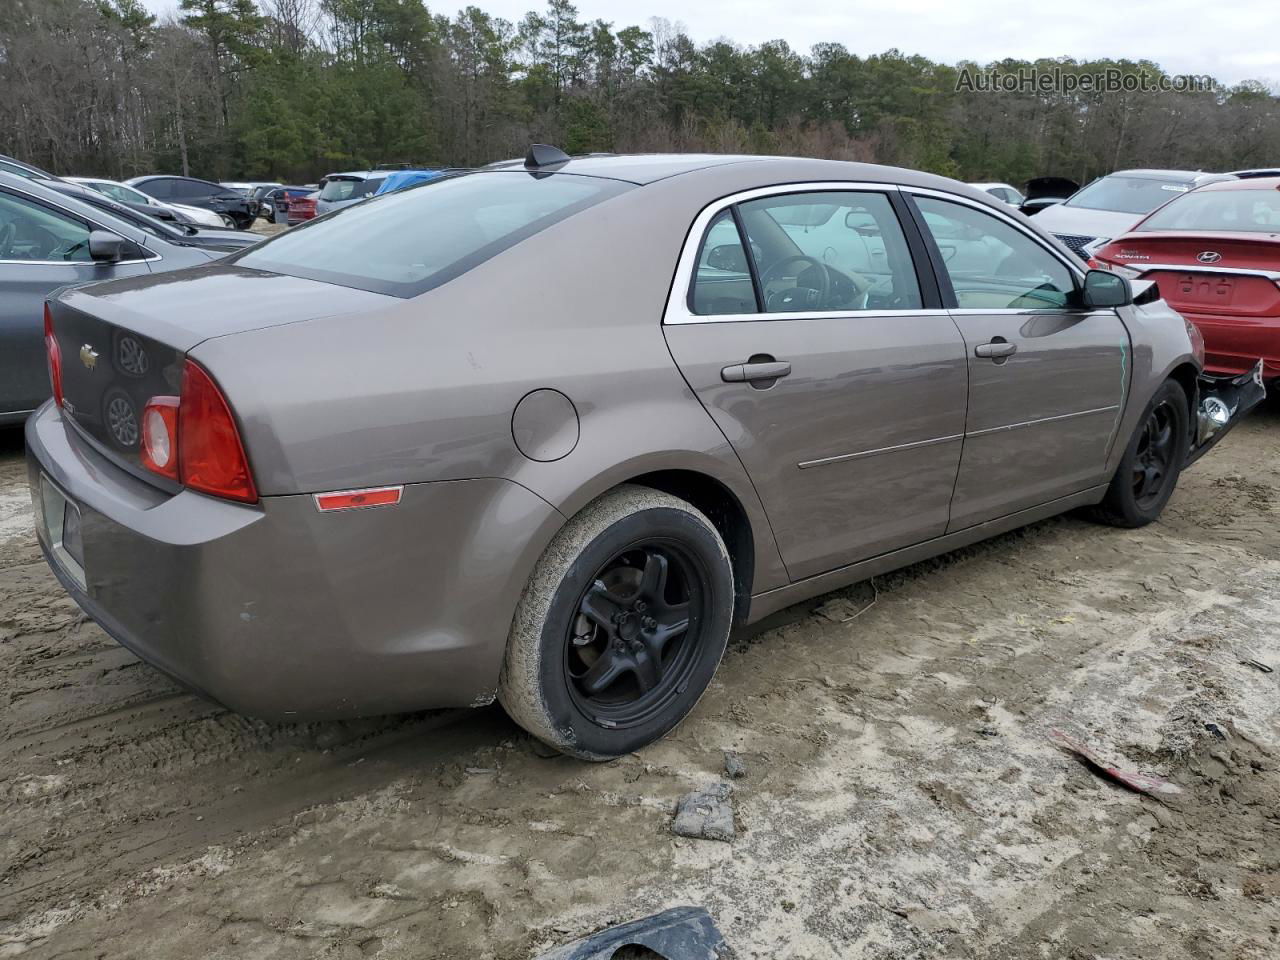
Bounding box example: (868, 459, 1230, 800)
(525, 144, 571, 168)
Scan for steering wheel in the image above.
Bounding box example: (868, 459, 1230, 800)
(760, 255, 831, 311)
(0, 221, 14, 258)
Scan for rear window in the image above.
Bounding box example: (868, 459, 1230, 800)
(233, 171, 630, 297)
(1066, 175, 1192, 215)
(1138, 188, 1280, 233)
(319, 178, 376, 202)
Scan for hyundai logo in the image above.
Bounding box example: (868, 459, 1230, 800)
(1196, 251, 1222, 264)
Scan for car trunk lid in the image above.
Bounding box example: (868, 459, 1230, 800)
(48, 263, 394, 483)
(1097, 233, 1280, 318)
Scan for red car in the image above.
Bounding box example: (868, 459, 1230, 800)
(1093, 177, 1280, 382)
(287, 191, 318, 225)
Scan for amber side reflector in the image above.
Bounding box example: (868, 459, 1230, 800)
(314, 486, 403, 512)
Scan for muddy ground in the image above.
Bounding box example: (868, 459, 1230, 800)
(2, 402, 1279, 960)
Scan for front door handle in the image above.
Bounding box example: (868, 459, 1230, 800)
(974, 338, 1017, 361)
(721, 359, 792, 383)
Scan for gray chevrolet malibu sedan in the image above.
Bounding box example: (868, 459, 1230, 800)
(27, 149, 1263, 759)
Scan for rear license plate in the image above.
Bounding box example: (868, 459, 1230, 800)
(38, 474, 86, 590)
(1175, 273, 1235, 307)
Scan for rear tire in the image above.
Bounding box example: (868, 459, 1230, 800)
(498, 485, 734, 760)
(1091, 379, 1190, 528)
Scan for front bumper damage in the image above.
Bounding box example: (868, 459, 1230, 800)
(1187, 359, 1267, 468)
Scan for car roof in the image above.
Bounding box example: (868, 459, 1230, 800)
(1107, 169, 1229, 184)
(324, 170, 395, 181)
(968, 182, 1016, 190)
(128, 174, 224, 188)
(1196, 175, 1280, 192)
(482, 153, 762, 185)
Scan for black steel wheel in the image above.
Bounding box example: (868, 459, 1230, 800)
(564, 541, 706, 728)
(499, 486, 734, 760)
(1092, 379, 1190, 528)
(1131, 398, 1178, 510)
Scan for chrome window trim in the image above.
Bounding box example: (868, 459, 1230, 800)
(1129, 263, 1280, 282)
(664, 180, 934, 326)
(0, 255, 158, 267)
(903, 185, 1089, 282)
(946, 308, 1118, 317)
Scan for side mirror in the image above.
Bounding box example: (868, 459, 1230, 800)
(88, 230, 125, 262)
(1081, 268, 1132, 308)
(706, 243, 748, 272)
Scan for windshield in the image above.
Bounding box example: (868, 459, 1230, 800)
(1066, 176, 1193, 215)
(233, 172, 630, 297)
(1138, 188, 1280, 233)
(87, 181, 151, 206)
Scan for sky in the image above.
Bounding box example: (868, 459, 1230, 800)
(137, 0, 1280, 88)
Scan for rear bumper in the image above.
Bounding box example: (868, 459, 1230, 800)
(26, 401, 563, 720)
(1183, 311, 1280, 379)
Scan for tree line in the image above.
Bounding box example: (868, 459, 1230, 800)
(2, 0, 1277, 187)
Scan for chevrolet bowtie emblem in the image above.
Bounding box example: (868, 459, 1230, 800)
(80, 344, 98, 370)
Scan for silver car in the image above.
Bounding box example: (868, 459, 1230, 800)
(313, 170, 393, 215)
(1034, 169, 1236, 260)
(26, 149, 1262, 759)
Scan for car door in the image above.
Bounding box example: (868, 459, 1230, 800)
(173, 179, 217, 210)
(663, 186, 969, 582)
(0, 188, 152, 418)
(908, 191, 1129, 530)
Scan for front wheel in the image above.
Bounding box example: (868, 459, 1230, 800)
(498, 485, 734, 760)
(1091, 379, 1190, 527)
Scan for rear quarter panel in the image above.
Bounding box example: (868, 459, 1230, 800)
(191, 165, 829, 597)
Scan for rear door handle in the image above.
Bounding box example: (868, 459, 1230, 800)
(721, 360, 792, 383)
(974, 339, 1017, 360)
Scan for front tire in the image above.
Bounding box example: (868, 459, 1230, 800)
(498, 485, 734, 760)
(1092, 378, 1190, 527)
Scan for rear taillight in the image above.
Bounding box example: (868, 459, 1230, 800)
(44, 304, 63, 408)
(138, 360, 257, 503)
(179, 360, 258, 503)
(140, 396, 180, 480)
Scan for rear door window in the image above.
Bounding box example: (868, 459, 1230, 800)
(141, 178, 173, 199)
(690, 211, 758, 316)
(319, 178, 368, 202)
(736, 191, 923, 313)
(175, 180, 218, 199)
(234, 171, 630, 297)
